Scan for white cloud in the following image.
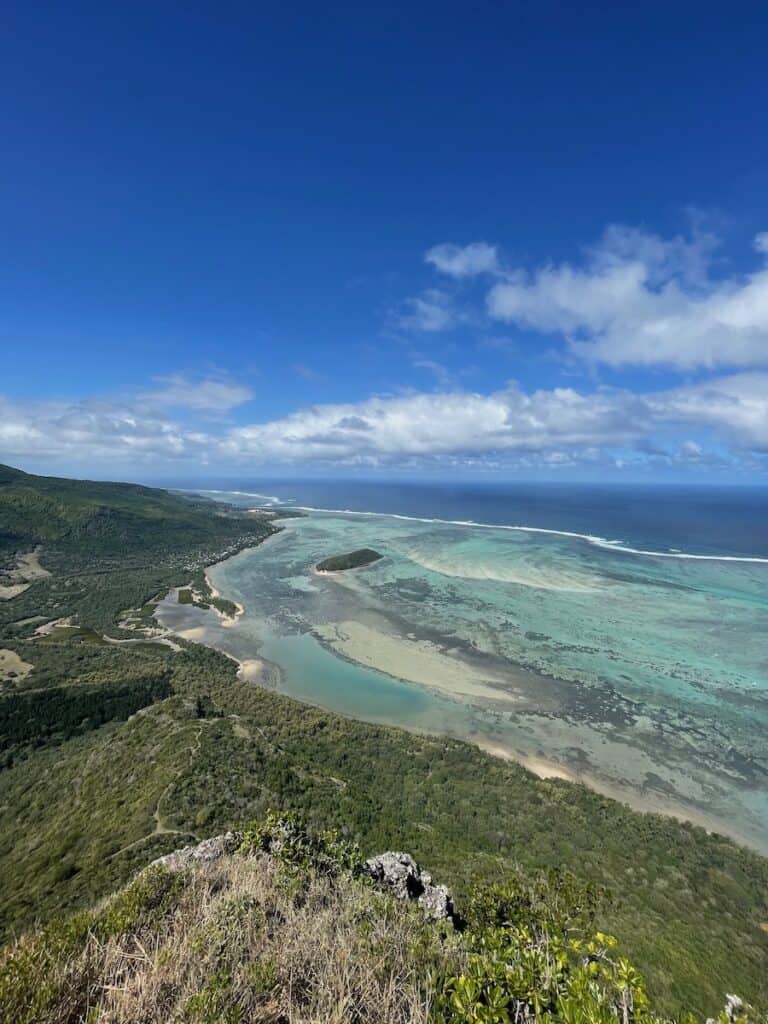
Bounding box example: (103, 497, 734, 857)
(487, 227, 768, 369)
(4, 383, 646, 467)
(425, 242, 500, 278)
(652, 372, 768, 451)
(215, 373, 768, 465)
(396, 289, 459, 332)
(2, 373, 768, 471)
(0, 395, 211, 462)
(141, 373, 253, 412)
(220, 384, 657, 464)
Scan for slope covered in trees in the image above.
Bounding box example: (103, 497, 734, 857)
(0, 462, 260, 554)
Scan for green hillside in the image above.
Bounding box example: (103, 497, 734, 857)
(3, 814, 760, 1024)
(0, 463, 251, 554)
(0, 463, 767, 1019)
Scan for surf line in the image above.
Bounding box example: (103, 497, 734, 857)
(286, 505, 768, 565)
(173, 487, 284, 505)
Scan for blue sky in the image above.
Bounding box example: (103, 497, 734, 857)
(2, 1, 768, 482)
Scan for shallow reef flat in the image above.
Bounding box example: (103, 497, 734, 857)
(157, 510, 768, 853)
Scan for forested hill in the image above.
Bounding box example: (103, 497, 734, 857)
(0, 462, 253, 554)
(1, 463, 768, 1019)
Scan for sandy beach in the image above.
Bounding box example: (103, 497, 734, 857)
(204, 571, 245, 626)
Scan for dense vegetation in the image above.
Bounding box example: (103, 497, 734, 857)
(0, 462, 262, 555)
(0, 472, 274, 638)
(315, 547, 383, 571)
(0, 670, 172, 767)
(1, 463, 767, 1019)
(3, 814, 758, 1024)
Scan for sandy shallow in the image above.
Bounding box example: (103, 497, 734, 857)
(204, 572, 244, 627)
(482, 746, 579, 782)
(314, 618, 517, 704)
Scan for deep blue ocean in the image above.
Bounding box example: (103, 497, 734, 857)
(180, 480, 768, 559)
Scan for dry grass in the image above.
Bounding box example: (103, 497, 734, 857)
(1, 854, 461, 1024)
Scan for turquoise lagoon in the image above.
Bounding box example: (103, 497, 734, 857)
(156, 504, 768, 851)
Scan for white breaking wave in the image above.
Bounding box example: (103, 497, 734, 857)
(286, 505, 768, 565)
(191, 488, 284, 506)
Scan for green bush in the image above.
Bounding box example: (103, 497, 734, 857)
(238, 809, 361, 878)
(437, 872, 698, 1024)
(0, 910, 94, 1024)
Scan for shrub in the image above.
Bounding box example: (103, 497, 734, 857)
(433, 872, 750, 1024)
(97, 865, 185, 938)
(238, 809, 362, 878)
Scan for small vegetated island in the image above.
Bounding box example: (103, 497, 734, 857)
(315, 548, 383, 572)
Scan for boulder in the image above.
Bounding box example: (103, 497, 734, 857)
(725, 995, 744, 1023)
(363, 851, 456, 923)
(706, 993, 745, 1024)
(152, 831, 241, 871)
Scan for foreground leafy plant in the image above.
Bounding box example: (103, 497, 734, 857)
(433, 872, 755, 1024)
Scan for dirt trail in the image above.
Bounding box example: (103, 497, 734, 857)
(105, 720, 211, 862)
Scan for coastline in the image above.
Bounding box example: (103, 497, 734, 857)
(477, 741, 767, 854)
(203, 569, 245, 627)
(147, 532, 279, 683)
(155, 535, 768, 858)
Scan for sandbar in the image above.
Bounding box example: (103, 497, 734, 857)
(314, 618, 518, 704)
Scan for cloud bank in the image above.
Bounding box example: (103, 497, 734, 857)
(484, 227, 768, 368)
(415, 229, 768, 369)
(2, 372, 767, 472)
(3, 225, 768, 476)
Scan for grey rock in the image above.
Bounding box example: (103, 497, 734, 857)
(363, 851, 456, 923)
(725, 995, 744, 1023)
(706, 994, 745, 1024)
(152, 831, 242, 871)
(418, 882, 454, 922)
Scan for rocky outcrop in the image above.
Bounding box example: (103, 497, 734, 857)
(363, 851, 456, 923)
(152, 831, 242, 871)
(152, 834, 456, 925)
(706, 994, 745, 1024)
